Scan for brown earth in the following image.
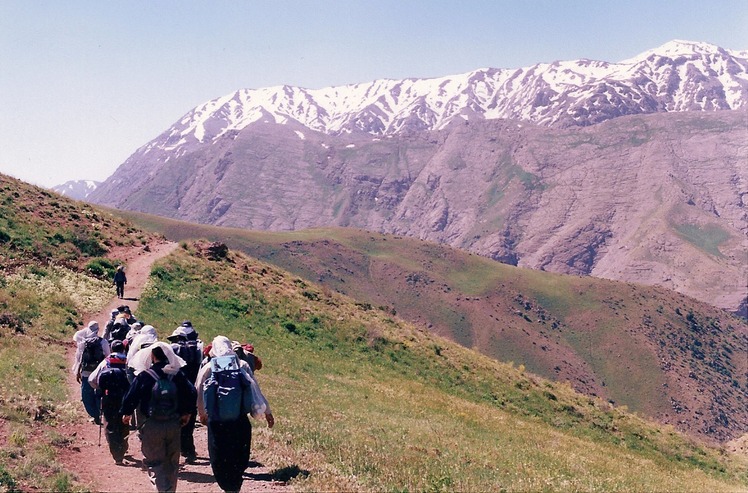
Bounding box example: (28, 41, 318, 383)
(62, 240, 292, 493)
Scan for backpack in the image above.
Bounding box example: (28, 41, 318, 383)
(172, 341, 201, 383)
(81, 336, 105, 372)
(203, 355, 251, 422)
(98, 356, 130, 412)
(109, 321, 130, 342)
(145, 368, 179, 421)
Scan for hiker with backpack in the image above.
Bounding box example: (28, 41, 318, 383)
(120, 342, 196, 493)
(113, 265, 127, 299)
(167, 326, 202, 463)
(125, 324, 158, 428)
(196, 336, 274, 493)
(72, 321, 111, 424)
(89, 340, 131, 464)
(231, 340, 262, 372)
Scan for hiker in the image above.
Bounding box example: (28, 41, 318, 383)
(72, 321, 111, 424)
(120, 306, 138, 325)
(167, 326, 202, 463)
(125, 321, 144, 347)
(89, 340, 131, 464)
(120, 342, 196, 493)
(126, 324, 158, 428)
(197, 336, 274, 493)
(109, 317, 131, 343)
(113, 265, 127, 299)
(232, 340, 262, 372)
(102, 309, 120, 341)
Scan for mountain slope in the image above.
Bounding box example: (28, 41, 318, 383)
(91, 109, 748, 314)
(135, 240, 748, 491)
(113, 211, 748, 444)
(1, 174, 747, 490)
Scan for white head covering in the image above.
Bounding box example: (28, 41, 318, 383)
(127, 325, 158, 363)
(210, 336, 234, 358)
(128, 341, 186, 376)
(73, 321, 100, 343)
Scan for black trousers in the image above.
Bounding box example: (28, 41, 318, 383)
(207, 416, 252, 493)
(115, 281, 125, 298)
(180, 412, 197, 457)
(103, 410, 129, 462)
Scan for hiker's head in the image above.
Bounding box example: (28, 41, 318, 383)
(117, 305, 127, 313)
(111, 340, 125, 354)
(210, 336, 233, 358)
(87, 321, 99, 334)
(181, 320, 192, 327)
(116, 265, 123, 272)
(151, 345, 167, 363)
(167, 326, 189, 343)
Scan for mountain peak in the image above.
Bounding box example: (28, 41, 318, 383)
(619, 39, 724, 64)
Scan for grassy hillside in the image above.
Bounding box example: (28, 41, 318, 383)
(0, 173, 162, 491)
(133, 240, 748, 491)
(1, 174, 746, 491)
(116, 211, 748, 443)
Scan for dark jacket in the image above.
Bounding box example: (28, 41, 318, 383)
(113, 270, 127, 284)
(119, 362, 196, 419)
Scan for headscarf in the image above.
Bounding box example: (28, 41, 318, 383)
(127, 324, 158, 363)
(73, 321, 100, 344)
(128, 341, 186, 376)
(209, 336, 234, 358)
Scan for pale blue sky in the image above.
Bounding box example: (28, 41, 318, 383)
(1, 0, 746, 187)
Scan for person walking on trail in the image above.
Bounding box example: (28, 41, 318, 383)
(197, 336, 274, 493)
(88, 340, 131, 464)
(113, 265, 127, 299)
(120, 342, 196, 493)
(167, 326, 202, 463)
(72, 321, 111, 424)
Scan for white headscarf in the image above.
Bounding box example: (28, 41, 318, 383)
(73, 321, 100, 343)
(127, 325, 158, 363)
(210, 335, 234, 358)
(128, 341, 186, 376)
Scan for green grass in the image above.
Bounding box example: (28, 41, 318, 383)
(134, 244, 748, 492)
(674, 223, 730, 257)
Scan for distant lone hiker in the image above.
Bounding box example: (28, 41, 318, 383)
(114, 265, 127, 299)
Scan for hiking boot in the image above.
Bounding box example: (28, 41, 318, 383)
(115, 459, 124, 465)
(184, 454, 197, 464)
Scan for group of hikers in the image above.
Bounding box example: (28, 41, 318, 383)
(72, 304, 275, 493)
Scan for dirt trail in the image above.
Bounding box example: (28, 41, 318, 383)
(63, 241, 291, 492)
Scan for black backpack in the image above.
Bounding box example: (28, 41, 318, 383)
(145, 368, 179, 421)
(109, 321, 130, 342)
(172, 341, 201, 383)
(98, 357, 130, 412)
(81, 336, 105, 372)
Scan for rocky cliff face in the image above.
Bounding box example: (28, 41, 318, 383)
(90, 110, 747, 313)
(88, 40, 748, 313)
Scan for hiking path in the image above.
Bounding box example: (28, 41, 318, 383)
(63, 240, 292, 492)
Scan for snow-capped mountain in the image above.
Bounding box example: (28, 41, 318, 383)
(52, 180, 100, 200)
(88, 40, 748, 315)
(137, 39, 746, 159)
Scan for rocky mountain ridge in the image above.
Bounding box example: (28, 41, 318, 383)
(87, 40, 748, 314)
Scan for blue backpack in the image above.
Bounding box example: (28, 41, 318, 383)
(203, 355, 251, 422)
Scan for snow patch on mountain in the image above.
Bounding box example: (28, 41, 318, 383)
(134, 40, 747, 159)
